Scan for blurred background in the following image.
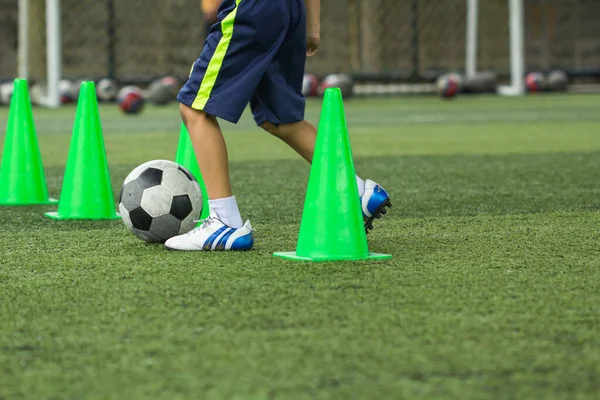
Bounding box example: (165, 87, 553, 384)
(1, 0, 599, 85)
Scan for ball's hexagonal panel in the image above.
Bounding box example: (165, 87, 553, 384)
(162, 168, 194, 196)
(137, 167, 163, 189)
(140, 186, 173, 218)
(178, 165, 197, 182)
(129, 206, 153, 231)
(119, 179, 145, 211)
(119, 203, 133, 230)
(132, 228, 162, 244)
(149, 213, 182, 242)
(170, 194, 193, 221)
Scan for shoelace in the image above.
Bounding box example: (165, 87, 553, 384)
(187, 216, 218, 235)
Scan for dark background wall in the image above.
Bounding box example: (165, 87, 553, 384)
(1, 0, 599, 81)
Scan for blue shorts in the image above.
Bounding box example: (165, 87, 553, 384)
(178, 0, 306, 126)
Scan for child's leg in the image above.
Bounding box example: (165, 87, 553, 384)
(180, 104, 244, 229)
(180, 104, 232, 199)
(260, 120, 366, 196)
(175, 0, 293, 231)
(165, 0, 305, 250)
(245, 0, 388, 231)
(260, 121, 316, 163)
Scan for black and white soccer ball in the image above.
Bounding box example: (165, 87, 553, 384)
(58, 79, 76, 104)
(119, 160, 203, 243)
(97, 78, 119, 102)
(0, 81, 14, 106)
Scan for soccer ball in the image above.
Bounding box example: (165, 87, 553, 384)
(0, 82, 13, 106)
(302, 73, 320, 97)
(97, 78, 119, 102)
(117, 85, 143, 103)
(146, 76, 180, 105)
(436, 73, 463, 99)
(118, 86, 145, 114)
(120, 92, 145, 114)
(146, 79, 174, 106)
(547, 70, 568, 92)
(159, 76, 180, 97)
(525, 72, 547, 93)
(58, 79, 76, 104)
(119, 160, 203, 243)
(318, 74, 354, 98)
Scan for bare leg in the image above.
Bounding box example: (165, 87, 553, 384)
(180, 104, 232, 200)
(261, 120, 366, 195)
(261, 120, 317, 163)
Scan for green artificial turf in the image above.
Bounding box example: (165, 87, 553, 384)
(1, 94, 600, 399)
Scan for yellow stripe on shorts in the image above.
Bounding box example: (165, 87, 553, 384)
(191, 0, 242, 110)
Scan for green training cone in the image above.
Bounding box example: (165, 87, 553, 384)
(175, 123, 209, 220)
(45, 81, 120, 220)
(274, 88, 391, 261)
(0, 79, 58, 205)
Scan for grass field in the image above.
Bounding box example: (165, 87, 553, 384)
(1, 94, 600, 399)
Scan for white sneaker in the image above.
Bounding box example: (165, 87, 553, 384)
(164, 210, 254, 251)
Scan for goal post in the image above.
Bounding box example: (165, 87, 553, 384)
(465, 0, 526, 96)
(465, 0, 478, 79)
(17, 0, 29, 80)
(501, 0, 526, 96)
(17, 0, 61, 107)
(44, 0, 61, 107)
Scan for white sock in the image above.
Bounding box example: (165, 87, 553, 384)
(208, 196, 244, 228)
(356, 176, 366, 197)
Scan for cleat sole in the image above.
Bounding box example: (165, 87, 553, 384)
(364, 199, 392, 234)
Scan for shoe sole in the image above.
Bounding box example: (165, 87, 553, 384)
(164, 245, 253, 251)
(365, 199, 392, 234)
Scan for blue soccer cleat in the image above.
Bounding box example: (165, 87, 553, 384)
(361, 179, 392, 233)
(164, 210, 254, 251)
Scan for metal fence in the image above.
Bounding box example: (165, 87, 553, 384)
(1, 0, 599, 82)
